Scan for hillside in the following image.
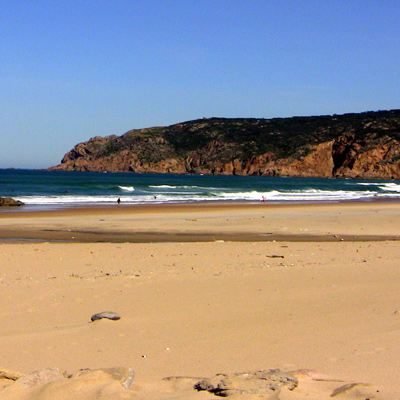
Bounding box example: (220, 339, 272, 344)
(51, 110, 400, 179)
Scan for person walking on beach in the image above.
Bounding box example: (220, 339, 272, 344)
(117, 197, 121, 205)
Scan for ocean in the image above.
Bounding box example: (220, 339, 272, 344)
(0, 169, 399, 208)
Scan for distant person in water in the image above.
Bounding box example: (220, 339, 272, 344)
(117, 197, 121, 205)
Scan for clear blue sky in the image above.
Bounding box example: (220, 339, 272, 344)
(0, 0, 399, 168)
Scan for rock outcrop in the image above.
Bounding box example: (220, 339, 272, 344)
(0, 367, 384, 400)
(0, 367, 135, 400)
(0, 197, 24, 207)
(51, 110, 400, 179)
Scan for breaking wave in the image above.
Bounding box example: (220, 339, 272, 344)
(378, 183, 400, 192)
(118, 185, 135, 192)
(5, 170, 398, 207)
(356, 182, 400, 192)
(16, 187, 398, 206)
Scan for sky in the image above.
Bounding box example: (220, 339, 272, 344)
(0, 0, 399, 168)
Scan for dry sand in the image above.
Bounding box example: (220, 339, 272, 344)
(0, 202, 399, 399)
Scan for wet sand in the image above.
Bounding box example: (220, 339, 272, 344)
(0, 202, 399, 242)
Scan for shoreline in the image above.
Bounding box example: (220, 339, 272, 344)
(0, 201, 399, 243)
(2, 196, 400, 217)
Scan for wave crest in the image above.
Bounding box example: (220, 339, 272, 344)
(118, 185, 135, 192)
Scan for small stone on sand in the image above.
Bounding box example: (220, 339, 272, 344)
(90, 311, 121, 322)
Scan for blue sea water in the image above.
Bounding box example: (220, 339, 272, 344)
(0, 169, 399, 208)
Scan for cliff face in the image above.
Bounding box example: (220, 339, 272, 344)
(51, 110, 400, 179)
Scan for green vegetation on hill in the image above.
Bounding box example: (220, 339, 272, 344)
(53, 109, 400, 178)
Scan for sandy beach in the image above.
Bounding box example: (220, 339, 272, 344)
(0, 202, 399, 399)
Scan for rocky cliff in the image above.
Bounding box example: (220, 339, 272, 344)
(51, 110, 400, 179)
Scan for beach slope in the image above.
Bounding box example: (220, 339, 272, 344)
(0, 202, 399, 399)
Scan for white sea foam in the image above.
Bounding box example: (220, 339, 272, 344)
(214, 189, 378, 201)
(356, 181, 400, 191)
(118, 185, 135, 192)
(15, 187, 400, 206)
(16, 196, 130, 204)
(149, 184, 219, 190)
(149, 185, 177, 188)
(378, 183, 400, 192)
